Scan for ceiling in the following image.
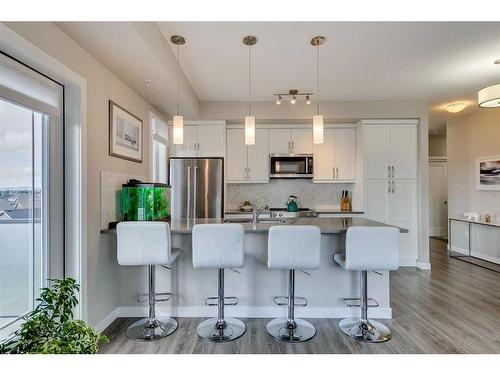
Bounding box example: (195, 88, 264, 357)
(57, 22, 500, 133)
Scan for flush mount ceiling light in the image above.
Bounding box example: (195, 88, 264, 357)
(446, 102, 466, 113)
(311, 36, 325, 144)
(171, 34, 185, 144)
(243, 35, 257, 145)
(274, 89, 313, 105)
(478, 60, 500, 108)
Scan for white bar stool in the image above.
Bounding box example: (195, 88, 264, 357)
(266, 225, 321, 342)
(117, 222, 180, 341)
(192, 223, 246, 342)
(334, 226, 399, 343)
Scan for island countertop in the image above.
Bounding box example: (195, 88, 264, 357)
(102, 217, 408, 235)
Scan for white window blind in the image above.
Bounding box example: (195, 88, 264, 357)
(0, 53, 61, 118)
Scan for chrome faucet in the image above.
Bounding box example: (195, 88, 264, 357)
(253, 205, 270, 223)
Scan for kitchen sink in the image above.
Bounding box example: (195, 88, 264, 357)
(223, 218, 290, 224)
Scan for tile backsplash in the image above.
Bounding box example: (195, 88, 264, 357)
(226, 179, 354, 210)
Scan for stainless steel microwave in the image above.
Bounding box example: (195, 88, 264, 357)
(269, 154, 314, 179)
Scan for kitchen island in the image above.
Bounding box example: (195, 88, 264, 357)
(103, 217, 406, 319)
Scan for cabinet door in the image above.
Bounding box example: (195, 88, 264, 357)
(170, 125, 197, 157)
(226, 128, 247, 182)
(364, 179, 390, 224)
(363, 125, 391, 179)
(247, 129, 269, 182)
(269, 129, 291, 154)
(313, 128, 335, 181)
(291, 129, 313, 154)
(197, 125, 224, 157)
(390, 180, 417, 262)
(334, 128, 356, 181)
(390, 125, 417, 179)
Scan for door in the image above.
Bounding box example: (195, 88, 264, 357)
(269, 129, 291, 154)
(226, 128, 247, 182)
(363, 125, 391, 179)
(291, 129, 313, 154)
(390, 125, 418, 179)
(170, 126, 197, 157)
(169, 158, 194, 219)
(334, 128, 356, 181)
(197, 125, 224, 157)
(193, 158, 224, 219)
(364, 180, 390, 223)
(429, 161, 448, 237)
(313, 128, 335, 181)
(390, 180, 417, 261)
(247, 129, 269, 182)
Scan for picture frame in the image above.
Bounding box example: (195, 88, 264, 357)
(109, 100, 143, 163)
(475, 155, 500, 191)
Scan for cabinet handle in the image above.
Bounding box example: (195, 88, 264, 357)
(392, 180, 395, 193)
(391, 166, 395, 179)
(336, 167, 339, 179)
(388, 180, 391, 193)
(333, 167, 335, 179)
(292, 141, 295, 153)
(388, 166, 391, 178)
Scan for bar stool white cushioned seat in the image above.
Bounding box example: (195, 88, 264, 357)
(117, 222, 180, 341)
(266, 225, 321, 342)
(334, 226, 399, 343)
(192, 223, 245, 342)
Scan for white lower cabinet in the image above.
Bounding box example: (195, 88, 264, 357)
(226, 128, 269, 183)
(364, 179, 417, 265)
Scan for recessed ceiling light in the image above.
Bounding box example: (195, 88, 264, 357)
(446, 102, 466, 113)
(144, 79, 152, 86)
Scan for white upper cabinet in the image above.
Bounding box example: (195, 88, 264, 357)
(291, 129, 313, 154)
(226, 127, 269, 183)
(269, 129, 291, 154)
(313, 127, 356, 182)
(247, 129, 269, 182)
(170, 122, 225, 157)
(197, 125, 225, 157)
(363, 125, 391, 179)
(170, 125, 198, 157)
(269, 128, 313, 154)
(363, 123, 417, 180)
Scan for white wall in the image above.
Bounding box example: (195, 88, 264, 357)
(2, 22, 172, 327)
(447, 108, 500, 218)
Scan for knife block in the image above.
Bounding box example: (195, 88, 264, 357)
(341, 196, 352, 211)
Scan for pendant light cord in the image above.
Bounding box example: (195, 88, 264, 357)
(316, 43, 320, 116)
(176, 43, 180, 116)
(248, 44, 252, 116)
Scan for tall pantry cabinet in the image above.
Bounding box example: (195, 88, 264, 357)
(362, 120, 419, 265)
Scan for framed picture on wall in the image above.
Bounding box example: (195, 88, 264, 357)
(109, 100, 143, 163)
(476, 156, 500, 190)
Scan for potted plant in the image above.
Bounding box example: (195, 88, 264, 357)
(0, 278, 108, 354)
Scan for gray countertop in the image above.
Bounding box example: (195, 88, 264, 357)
(225, 209, 364, 215)
(101, 217, 408, 235)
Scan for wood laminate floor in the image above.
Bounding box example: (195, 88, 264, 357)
(99, 239, 500, 354)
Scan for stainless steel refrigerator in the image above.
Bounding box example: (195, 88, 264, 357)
(169, 157, 224, 219)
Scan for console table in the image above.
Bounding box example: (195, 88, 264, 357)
(448, 217, 500, 273)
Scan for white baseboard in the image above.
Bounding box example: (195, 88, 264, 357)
(399, 257, 417, 267)
(416, 261, 431, 270)
(94, 305, 392, 332)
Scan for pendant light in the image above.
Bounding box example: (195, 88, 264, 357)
(171, 35, 185, 144)
(311, 36, 325, 144)
(243, 35, 257, 145)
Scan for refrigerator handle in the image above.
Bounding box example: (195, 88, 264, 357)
(193, 165, 198, 218)
(187, 166, 191, 219)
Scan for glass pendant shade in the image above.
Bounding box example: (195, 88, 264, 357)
(245, 116, 255, 145)
(172, 115, 184, 144)
(478, 84, 500, 108)
(313, 114, 324, 144)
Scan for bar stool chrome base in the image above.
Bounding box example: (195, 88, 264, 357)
(126, 317, 178, 342)
(197, 317, 246, 342)
(266, 318, 316, 342)
(338, 317, 391, 343)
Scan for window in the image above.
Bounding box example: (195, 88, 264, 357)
(0, 53, 64, 335)
(150, 113, 169, 183)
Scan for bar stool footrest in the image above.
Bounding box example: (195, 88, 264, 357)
(273, 296, 308, 307)
(342, 297, 379, 308)
(205, 296, 239, 306)
(137, 292, 172, 303)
